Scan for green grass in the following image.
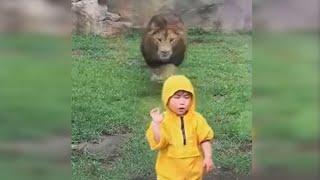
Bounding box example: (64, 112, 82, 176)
(253, 33, 319, 172)
(0, 34, 71, 180)
(72, 31, 252, 179)
(254, 33, 318, 141)
(0, 34, 70, 141)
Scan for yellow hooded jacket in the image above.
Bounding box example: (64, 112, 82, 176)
(146, 75, 214, 180)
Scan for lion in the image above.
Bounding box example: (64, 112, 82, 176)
(141, 13, 186, 82)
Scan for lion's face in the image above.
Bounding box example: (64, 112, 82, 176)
(150, 29, 181, 61)
(142, 14, 186, 67)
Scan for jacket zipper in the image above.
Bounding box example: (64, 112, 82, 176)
(180, 116, 186, 145)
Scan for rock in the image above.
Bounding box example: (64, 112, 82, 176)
(107, 0, 174, 27)
(103, 12, 121, 21)
(105, 0, 252, 32)
(0, 0, 70, 35)
(72, 0, 132, 36)
(71, 0, 253, 35)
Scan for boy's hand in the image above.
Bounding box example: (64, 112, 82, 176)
(150, 108, 163, 124)
(203, 157, 215, 173)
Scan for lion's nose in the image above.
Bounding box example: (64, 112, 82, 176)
(161, 51, 170, 56)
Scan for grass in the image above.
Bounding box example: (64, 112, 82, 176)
(254, 33, 318, 141)
(253, 32, 319, 172)
(71, 30, 252, 179)
(0, 34, 70, 180)
(0, 34, 70, 141)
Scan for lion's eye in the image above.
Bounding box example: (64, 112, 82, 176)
(157, 38, 162, 42)
(169, 38, 175, 43)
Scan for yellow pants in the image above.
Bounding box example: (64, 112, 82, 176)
(156, 156, 204, 180)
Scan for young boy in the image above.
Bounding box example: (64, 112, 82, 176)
(146, 75, 215, 180)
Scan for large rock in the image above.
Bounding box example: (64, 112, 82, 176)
(0, 0, 70, 35)
(107, 0, 174, 27)
(72, 0, 252, 35)
(107, 0, 252, 32)
(173, 0, 252, 32)
(72, 0, 132, 36)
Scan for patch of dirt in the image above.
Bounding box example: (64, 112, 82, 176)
(203, 166, 246, 180)
(239, 142, 252, 153)
(72, 134, 130, 169)
(102, 126, 132, 135)
(204, 173, 249, 180)
(0, 135, 70, 163)
(189, 38, 224, 44)
(72, 50, 82, 58)
(131, 166, 247, 180)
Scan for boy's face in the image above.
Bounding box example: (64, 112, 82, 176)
(168, 90, 192, 116)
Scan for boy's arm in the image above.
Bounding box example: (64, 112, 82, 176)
(150, 107, 163, 143)
(196, 114, 214, 145)
(151, 121, 161, 143)
(146, 121, 168, 150)
(146, 108, 168, 150)
(196, 114, 215, 172)
(201, 141, 215, 173)
(201, 141, 212, 159)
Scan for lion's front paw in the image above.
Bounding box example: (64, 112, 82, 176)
(150, 74, 164, 83)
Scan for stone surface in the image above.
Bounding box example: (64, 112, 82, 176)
(72, 0, 252, 35)
(72, 0, 132, 36)
(106, 0, 252, 32)
(0, 0, 70, 35)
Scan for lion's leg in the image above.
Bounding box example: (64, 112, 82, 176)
(150, 67, 162, 82)
(150, 64, 177, 82)
(158, 64, 177, 80)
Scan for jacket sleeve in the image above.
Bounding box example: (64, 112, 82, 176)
(196, 114, 214, 144)
(145, 122, 169, 150)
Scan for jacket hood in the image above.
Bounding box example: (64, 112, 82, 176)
(162, 75, 195, 116)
